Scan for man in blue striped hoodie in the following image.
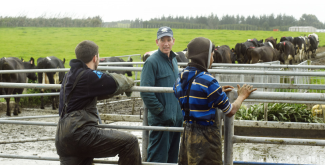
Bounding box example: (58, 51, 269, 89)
(173, 37, 256, 165)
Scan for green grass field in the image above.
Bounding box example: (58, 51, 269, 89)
(1, 27, 324, 68)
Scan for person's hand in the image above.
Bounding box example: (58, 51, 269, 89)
(237, 84, 257, 100)
(222, 85, 234, 93)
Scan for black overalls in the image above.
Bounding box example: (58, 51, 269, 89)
(55, 70, 141, 165)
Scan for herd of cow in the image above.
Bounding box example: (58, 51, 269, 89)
(0, 33, 320, 116)
(143, 33, 320, 65)
(0, 56, 136, 116)
(0, 56, 65, 116)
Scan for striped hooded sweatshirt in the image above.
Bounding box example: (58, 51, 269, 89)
(173, 37, 232, 126)
(173, 67, 232, 126)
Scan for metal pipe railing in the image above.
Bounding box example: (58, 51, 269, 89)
(244, 99, 325, 104)
(0, 137, 55, 144)
(2, 82, 325, 90)
(98, 62, 325, 69)
(0, 120, 184, 132)
(233, 136, 325, 146)
(0, 115, 58, 120)
(0, 92, 59, 98)
(0, 154, 177, 165)
(142, 104, 149, 162)
(1, 85, 325, 101)
(108, 54, 141, 58)
(1, 67, 325, 76)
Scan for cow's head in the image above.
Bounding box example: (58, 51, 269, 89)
(213, 48, 222, 63)
(26, 57, 37, 81)
(142, 54, 150, 62)
(126, 58, 133, 77)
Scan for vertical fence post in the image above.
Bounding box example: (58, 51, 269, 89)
(142, 103, 149, 162)
(224, 114, 234, 165)
(224, 90, 237, 165)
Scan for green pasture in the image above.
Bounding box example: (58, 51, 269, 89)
(1, 27, 325, 69)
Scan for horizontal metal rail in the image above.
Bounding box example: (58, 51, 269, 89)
(1, 82, 325, 90)
(2, 115, 324, 130)
(0, 154, 295, 165)
(98, 61, 325, 69)
(2, 119, 325, 132)
(218, 82, 325, 90)
(233, 135, 325, 146)
(0, 137, 55, 144)
(110, 54, 141, 58)
(0, 68, 69, 73)
(234, 120, 325, 130)
(1, 85, 325, 101)
(0, 83, 59, 89)
(0, 154, 176, 165)
(0, 120, 184, 132)
(1, 67, 325, 76)
(0, 115, 58, 120)
(0, 92, 59, 98)
(245, 99, 325, 104)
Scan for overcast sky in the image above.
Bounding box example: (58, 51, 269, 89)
(1, 0, 325, 23)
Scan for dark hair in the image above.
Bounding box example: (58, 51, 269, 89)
(75, 40, 98, 63)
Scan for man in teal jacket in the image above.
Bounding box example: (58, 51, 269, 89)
(140, 26, 183, 163)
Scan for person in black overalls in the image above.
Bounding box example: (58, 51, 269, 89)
(55, 40, 141, 165)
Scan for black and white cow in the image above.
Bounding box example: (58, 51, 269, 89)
(308, 33, 319, 48)
(0, 57, 37, 116)
(99, 57, 133, 76)
(303, 36, 311, 59)
(142, 50, 157, 62)
(263, 42, 275, 49)
(174, 51, 189, 68)
(234, 41, 256, 63)
(37, 56, 65, 110)
(175, 51, 188, 63)
(265, 37, 277, 48)
(246, 46, 280, 64)
(308, 35, 318, 58)
(247, 38, 264, 47)
(280, 36, 294, 43)
(275, 41, 295, 64)
(293, 37, 306, 63)
(214, 45, 233, 63)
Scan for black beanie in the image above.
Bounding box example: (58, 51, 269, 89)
(186, 37, 213, 72)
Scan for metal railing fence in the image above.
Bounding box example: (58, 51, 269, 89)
(1, 84, 325, 101)
(2, 67, 325, 76)
(1, 84, 325, 164)
(98, 61, 325, 69)
(1, 62, 325, 164)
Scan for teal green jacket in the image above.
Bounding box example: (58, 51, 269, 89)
(140, 49, 183, 126)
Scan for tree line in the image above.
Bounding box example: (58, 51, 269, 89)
(1, 13, 324, 30)
(130, 13, 325, 31)
(0, 16, 102, 27)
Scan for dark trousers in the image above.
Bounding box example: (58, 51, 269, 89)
(178, 122, 222, 165)
(56, 110, 141, 165)
(147, 121, 182, 163)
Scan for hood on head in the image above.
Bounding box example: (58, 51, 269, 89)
(186, 37, 213, 71)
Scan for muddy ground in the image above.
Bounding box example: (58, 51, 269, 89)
(1, 49, 325, 165)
